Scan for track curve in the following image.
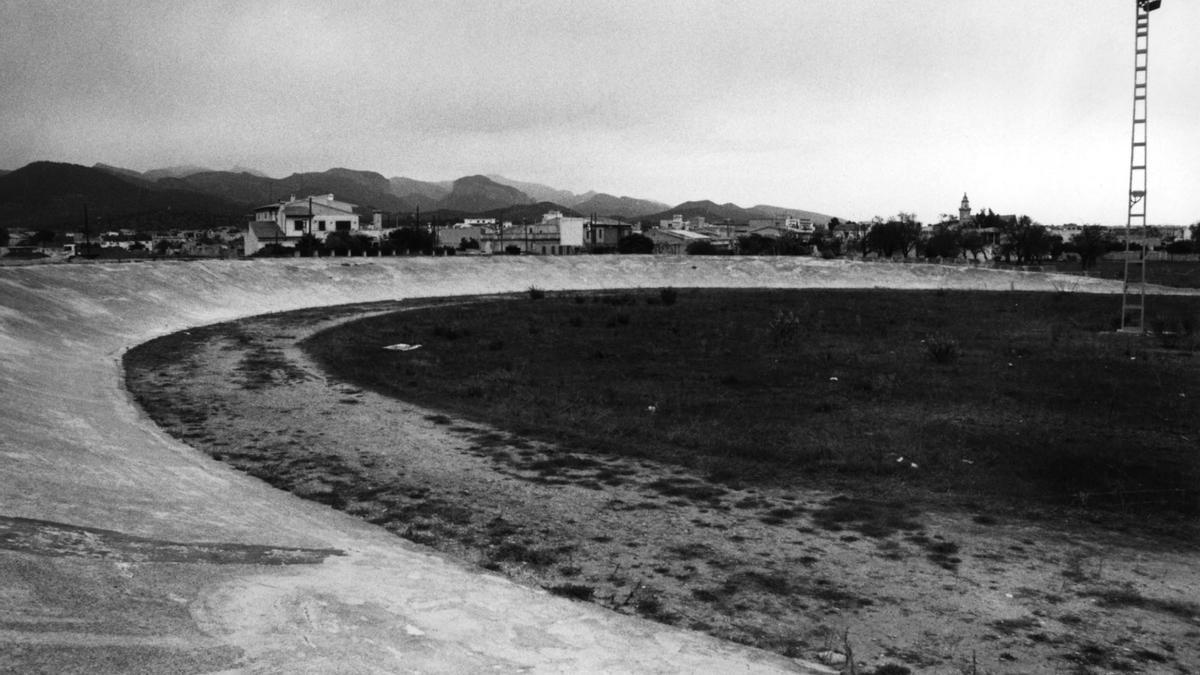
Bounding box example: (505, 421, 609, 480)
(0, 256, 1131, 673)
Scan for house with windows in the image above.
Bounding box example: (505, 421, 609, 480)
(584, 217, 633, 252)
(492, 211, 586, 255)
(645, 228, 713, 254)
(244, 194, 360, 255)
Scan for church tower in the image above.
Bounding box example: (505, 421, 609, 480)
(959, 193, 972, 225)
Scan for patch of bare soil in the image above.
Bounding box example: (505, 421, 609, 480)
(125, 307, 1200, 674)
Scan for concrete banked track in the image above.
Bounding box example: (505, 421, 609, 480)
(0, 257, 1125, 673)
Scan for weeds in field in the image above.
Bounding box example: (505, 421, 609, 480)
(924, 333, 959, 364)
(1082, 584, 1200, 620)
(547, 583, 595, 601)
(301, 288, 1200, 522)
(659, 287, 678, 306)
(768, 309, 802, 347)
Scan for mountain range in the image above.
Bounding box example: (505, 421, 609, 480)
(0, 161, 833, 232)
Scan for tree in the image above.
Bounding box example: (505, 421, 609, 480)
(387, 227, 436, 255)
(686, 240, 718, 255)
(0, 227, 8, 247)
(997, 215, 1054, 263)
(296, 233, 321, 257)
(865, 214, 922, 258)
(1165, 239, 1194, 256)
(351, 233, 377, 255)
(617, 233, 654, 254)
(322, 231, 376, 256)
(923, 225, 961, 259)
(1068, 226, 1109, 269)
(737, 233, 776, 255)
(960, 228, 987, 261)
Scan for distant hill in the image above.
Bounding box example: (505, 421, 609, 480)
(486, 175, 577, 206)
(271, 168, 412, 212)
(481, 201, 581, 223)
(229, 165, 270, 178)
(0, 161, 245, 230)
(93, 163, 146, 180)
(143, 165, 212, 181)
(158, 171, 280, 206)
(572, 193, 670, 220)
(439, 175, 533, 213)
(5, 159, 835, 231)
(163, 167, 415, 213)
(640, 200, 835, 226)
(388, 176, 450, 211)
(641, 200, 762, 225)
(750, 204, 834, 227)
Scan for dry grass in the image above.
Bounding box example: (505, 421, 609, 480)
(302, 288, 1200, 524)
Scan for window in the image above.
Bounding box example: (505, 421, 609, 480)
(318, 221, 326, 232)
(293, 221, 304, 233)
(336, 220, 352, 231)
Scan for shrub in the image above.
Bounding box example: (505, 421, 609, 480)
(925, 333, 959, 364)
(548, 584, 595, 601)
(528, 286, 545, 300)
(617, 233, 654, 254)
(768, 310, 802, 347)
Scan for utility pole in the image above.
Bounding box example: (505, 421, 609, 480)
(1121, 0, 1164, 332)
(82, 203, 91, 258)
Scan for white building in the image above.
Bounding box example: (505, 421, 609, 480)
(246, 194, 360, 255)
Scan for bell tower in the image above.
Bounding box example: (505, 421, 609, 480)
(959, 193, 972, 225)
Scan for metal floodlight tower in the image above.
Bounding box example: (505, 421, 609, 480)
(1120, 0, 1163, 332)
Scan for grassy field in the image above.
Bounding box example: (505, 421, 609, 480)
(303, 288, 1200, 527)
(1008, 259, 1200, 289)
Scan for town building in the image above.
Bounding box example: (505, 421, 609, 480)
(245, 194, 360, 255)
(747, 216, 814, 235)
(645, 228, 713, 254)
(499, 211, 585, 255)
(659, 214, 712, 231)
(584, 218, 633, 252)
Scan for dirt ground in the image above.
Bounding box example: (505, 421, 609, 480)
(124, 302, 1200, 674)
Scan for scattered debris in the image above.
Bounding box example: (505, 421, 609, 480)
(384, 343, 422, 351)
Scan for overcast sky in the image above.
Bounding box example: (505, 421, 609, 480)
(3, 0, 1197, 225)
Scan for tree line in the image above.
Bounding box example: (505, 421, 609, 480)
(622, 215, 1200, 268)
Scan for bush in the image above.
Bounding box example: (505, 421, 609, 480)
(925, 333, 959, 364)
(768, 310, 802, 347)
(617, 233, 654, 254)
(547, 584, 595, 601)
(528, 286, 545, 300)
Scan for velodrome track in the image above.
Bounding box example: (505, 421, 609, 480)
(0, 256, 1135, 673)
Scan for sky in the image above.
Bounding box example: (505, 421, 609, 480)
(2, 0, 1197, 226)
